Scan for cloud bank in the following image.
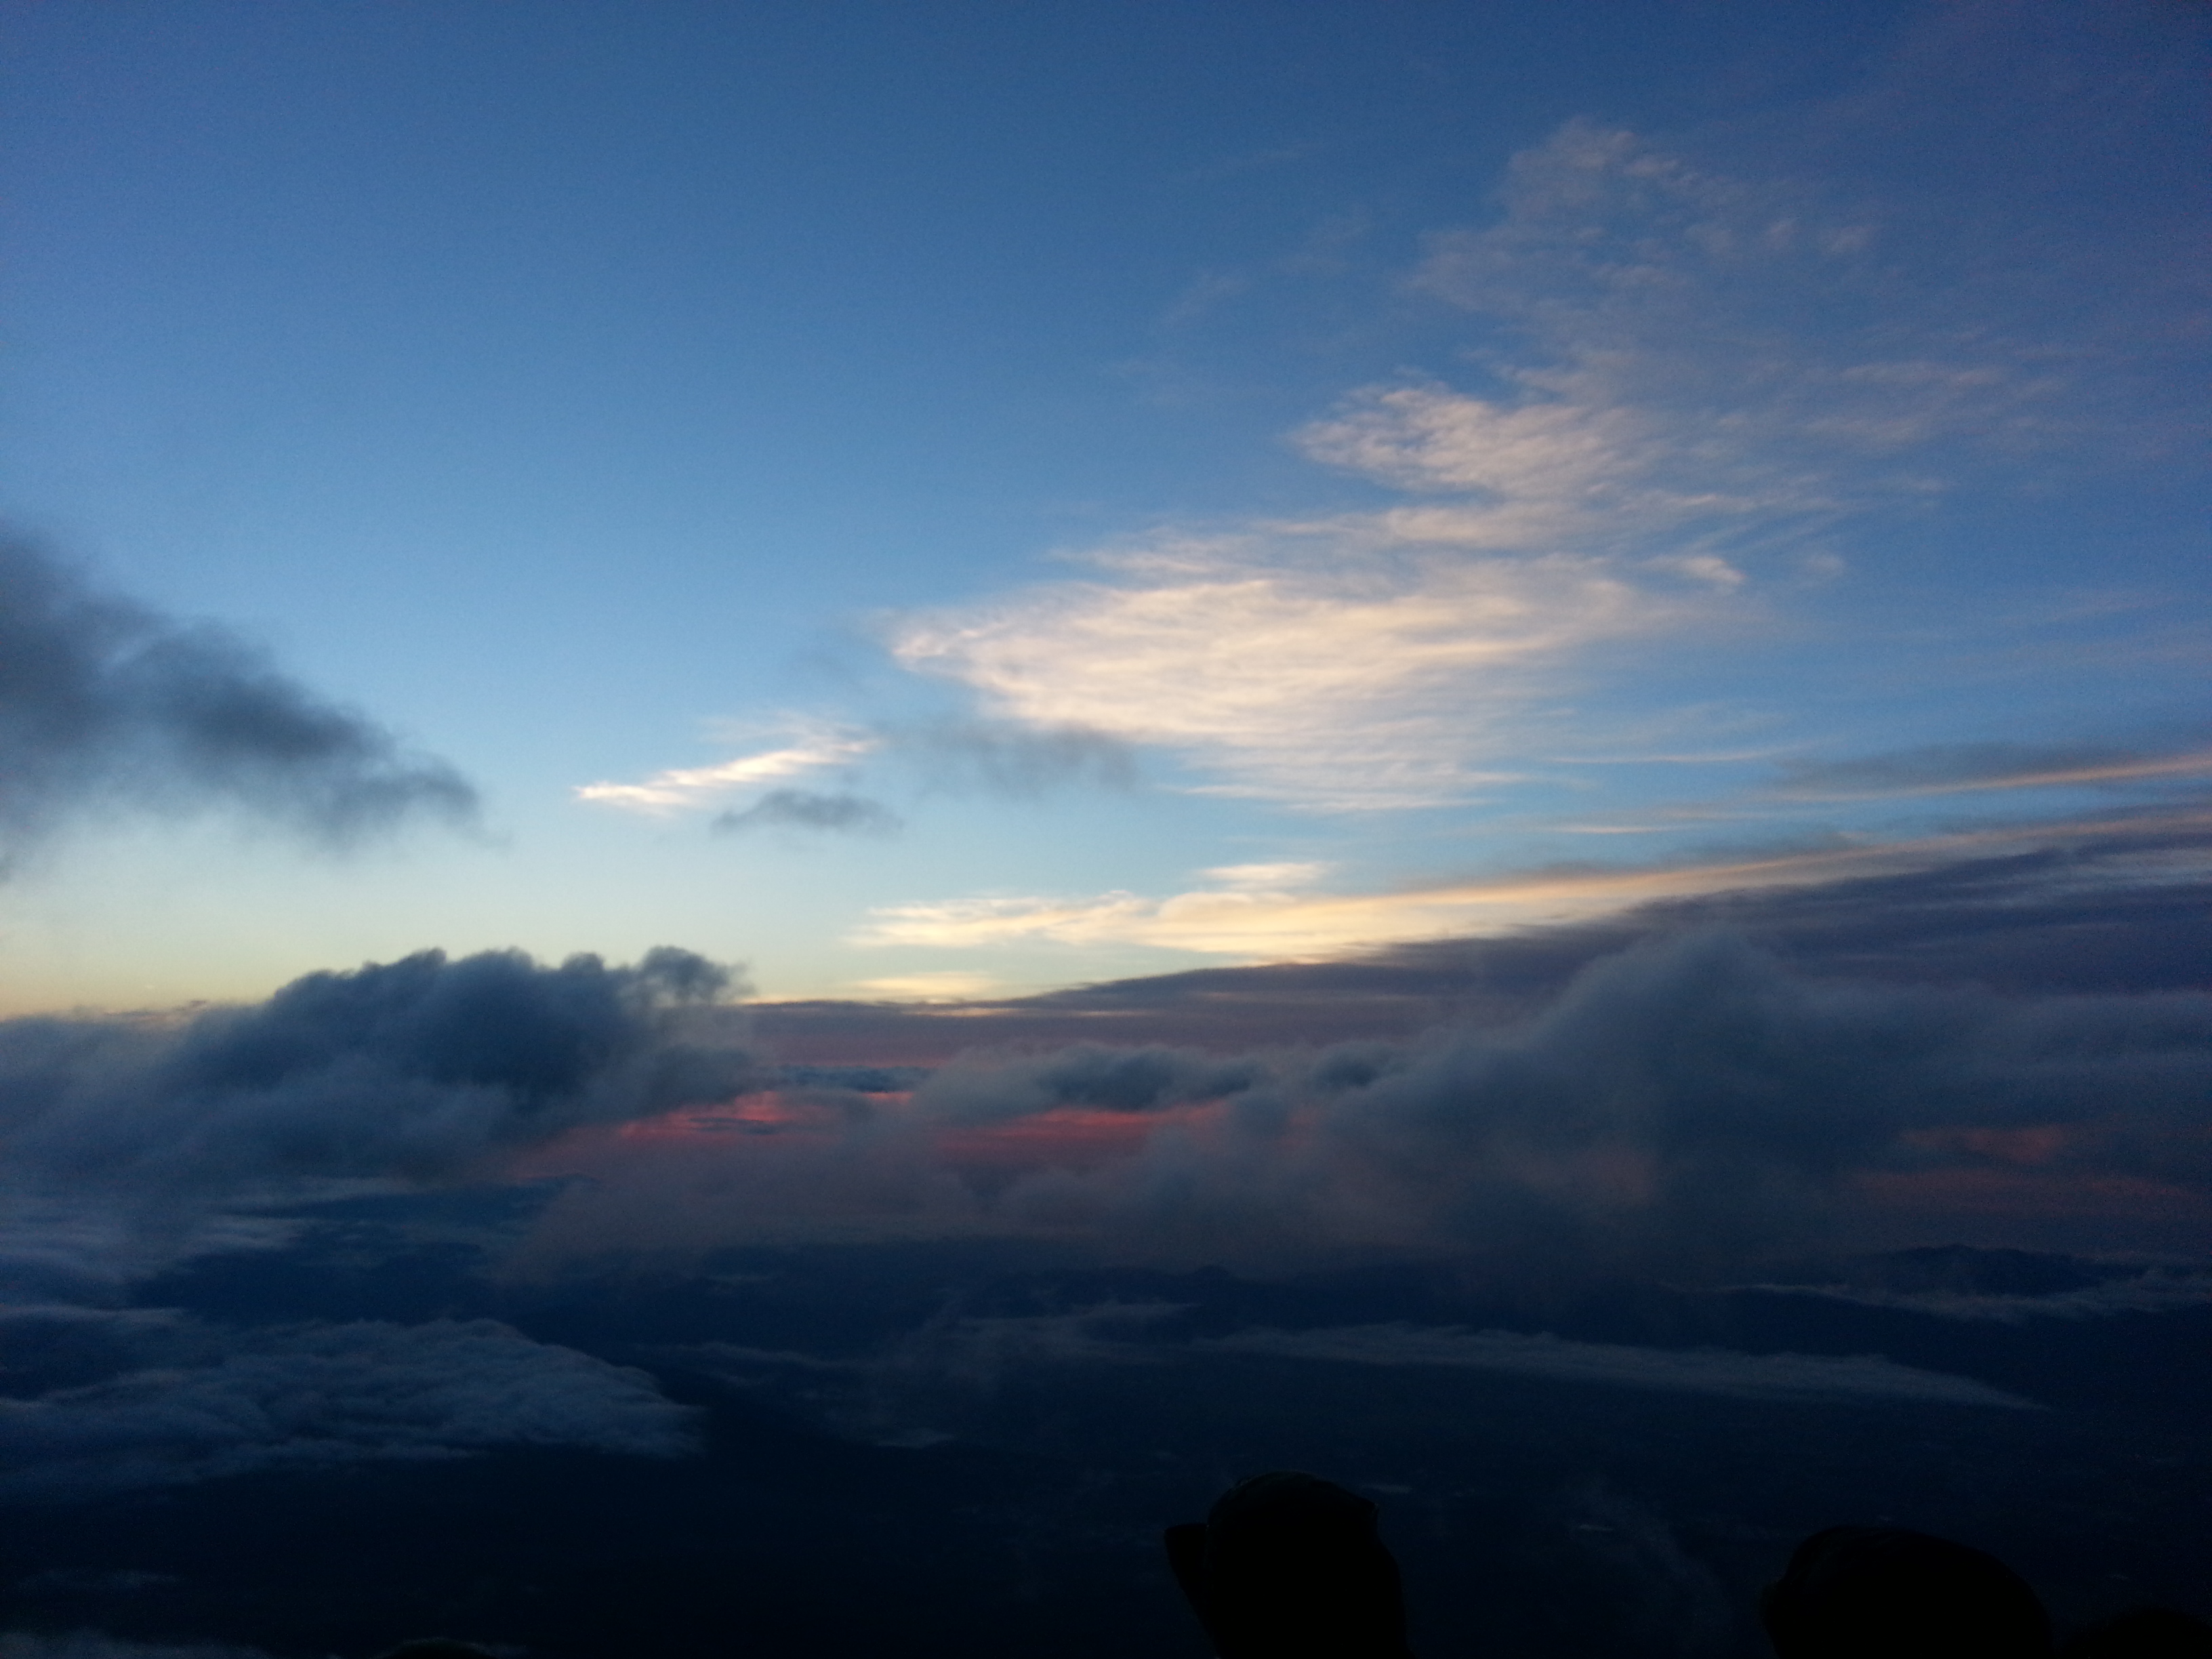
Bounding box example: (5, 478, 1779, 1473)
(0, 945, 754, 1296)
(523, 927, 2212, 1278)
(0, 535, 476, 861)
(0, 949, 746, 1503)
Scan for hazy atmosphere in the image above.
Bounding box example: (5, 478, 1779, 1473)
(2, 5, 2207, 1657)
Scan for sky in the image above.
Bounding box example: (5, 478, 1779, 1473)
(2, 0, 2206, 1012)
(1, 12, 2210, 1650)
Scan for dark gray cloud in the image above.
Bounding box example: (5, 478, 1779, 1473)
(711, 790, 901, 836)
(0, 1309, 697, 1500)
(0, 534, 476, 861)
(524, 928, 2212, 1279)
(1189, 1324, 2037, 1408)
(0, 945, 754, 1295)
(880, 718, 1134, 798)
(913, 1043, 1265, 1124)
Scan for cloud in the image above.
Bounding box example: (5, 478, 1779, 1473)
(520, 926, 2212, 1280)
(1406, 119, 2092, 478)
(912, 1043, 1265, 1126)
(1772, 741, 2212, 802)
(0, 945, 754, 1296)
(844, 972, 1005, 1003)
(0, 534, 476, 863)
(855, 808, 2212, 959)
(888, 541, 1704, 811)
(865, 105, 2195, 817)
(0, 1311, 697, 1501)
(574, 722, 876, 813)
(1792, 1273, 2212, 1325)
(1194, 1324, 2037, 1408)
(577, 717, 1130, 827)
(878, 718, 1135, 798)
(712, 790, 901, 836)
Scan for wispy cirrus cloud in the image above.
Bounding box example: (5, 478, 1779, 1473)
(1772, 742, 2212, 803)
(890, 543, 1709, 811)
(878, 112, 2134, 816)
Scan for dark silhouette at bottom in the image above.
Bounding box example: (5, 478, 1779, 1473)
(1759, 1526, 2051, 1659)
(364, 1471, 2212, 1658)
(1165, 1472, 1414, 1659)
(1161, 1472, 2212, 1659)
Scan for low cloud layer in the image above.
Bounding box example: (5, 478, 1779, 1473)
(523, 927, 2212, 1278)
(0, 536, 476, 861)
(0, 948, 743, 1503)
(1193, 1324, 2036, 1408)
(693, 1303, 2036, 1416)
(0, 945, 753, 1296)
(0, 1307, 697, 1500)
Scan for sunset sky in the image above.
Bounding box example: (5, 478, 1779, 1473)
(3, 15, 2209, 1654)
(4, 1, 2207, 1015)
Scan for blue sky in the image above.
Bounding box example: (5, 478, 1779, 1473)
(3, 0, 2207, 1012)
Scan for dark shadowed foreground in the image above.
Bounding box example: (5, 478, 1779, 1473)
(1, 1216, 2205, 1659)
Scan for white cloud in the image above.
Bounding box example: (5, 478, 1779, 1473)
(1197, 1324, 2038, 1408)
(701, 117, 2152, 825)
(1202, 861, 1330, 889)
(891, 545, 1702, 811)
(880, 120, 2030, 815)
(576, 723, 876, 813)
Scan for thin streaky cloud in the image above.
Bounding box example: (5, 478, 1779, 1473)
(576, 726, 877, 813)
(1197, 1324, 2037, 1408)
(1772, 744, 2212, 803)
(1204, 861, 1330, 889)
(712, 790, 901, 837)
(857, 809, 2212, 958)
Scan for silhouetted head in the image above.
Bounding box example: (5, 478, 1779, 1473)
(1165, 1471, 1412, 1659)
(1762, 1527, 2051, 1659)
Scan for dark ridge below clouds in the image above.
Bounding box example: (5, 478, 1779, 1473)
(0, 533, 476, 862)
